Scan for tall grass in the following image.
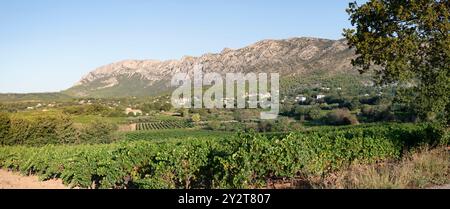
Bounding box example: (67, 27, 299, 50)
(315, 147, 449, 189)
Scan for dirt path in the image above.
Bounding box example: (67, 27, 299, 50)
(0, 169, 68, 189)
(1, 169, 448, 189)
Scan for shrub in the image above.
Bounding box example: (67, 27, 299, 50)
(340, 98, 361, 111)
(0, 112, 11, 145)
(360, 96, 382, 105)
(308, 107, 322, 121)
(190, 114, 201, 123)
(273, 117, 292, 132)
(179, 109, 189, 118)
(233, 109, 259, 122)
(361, 105, 395, 122)
(258, 120, 275, 132)
(79, 120, 118, 144)
(294, 106, 309, 121)
(324, 95, 345, 104)
(244, 122, 258, 132)
(5, 114, 79, 146)
(159, 103, 172, 112)
(222, 122, 243, 132)
(2, 114, 117, 146)
(319, 103, 339, 110)
(325, 109, 359, 125)
(295, 106, 322, 121)
(207, 121, 222, 131)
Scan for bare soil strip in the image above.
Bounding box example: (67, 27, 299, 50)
(0, 169, 68, 189)
(1, 169, 448, 189)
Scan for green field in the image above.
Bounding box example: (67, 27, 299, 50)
(72, 115, 127, 124)
(136, 121, 193, 131)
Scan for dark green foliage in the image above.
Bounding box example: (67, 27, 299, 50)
(340, 97, 361, 111)
(78, 120, 118, 144)
(360, 96, 382, 105)
(344, 0, 450, 123)
(140, 100, 173, 113)
(325, 109, 359, 125)
(271, 117, 293, 132)
(324, 95, 346, 104)
(361, 105, 395, 122)
(1, 114, 117, 146)
(4, 114, 77, 146)
(257, 120, 274, 132)
(124, 129, 231, 142)
(294, 106, 322, 121)
(233, 109, 260, 122)
(0, 113, 11, 144)
(206, 121, 222, 131)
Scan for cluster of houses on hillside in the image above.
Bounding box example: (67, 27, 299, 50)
(26, 103, 56, 111)
(171, 89, 338, 107)
(172, 92, 276, 107)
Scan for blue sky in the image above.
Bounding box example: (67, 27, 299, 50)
(0, 0, 364, 93)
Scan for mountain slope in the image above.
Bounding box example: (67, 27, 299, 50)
(64, 37, 363, 98)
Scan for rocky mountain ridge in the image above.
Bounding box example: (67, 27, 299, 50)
(66, 37, 357, 97)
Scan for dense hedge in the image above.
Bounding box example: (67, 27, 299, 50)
(0, 123, 447, 189)
(0, 113, 117, 146)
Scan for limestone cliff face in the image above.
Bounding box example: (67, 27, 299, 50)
(66, 37, 356, 97)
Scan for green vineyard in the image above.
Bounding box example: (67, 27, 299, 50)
(0, 123, 446, 189)
(136, 120, 192, 131)
(124, 129, 232, 142)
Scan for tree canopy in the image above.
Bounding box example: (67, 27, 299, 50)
(344, 0, 449, 123)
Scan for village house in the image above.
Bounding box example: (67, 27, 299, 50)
(125, 108, 143, 116)
(295, 95, 307, 103)
(316, 94, 326, 100)
(174, 98, 191, 106)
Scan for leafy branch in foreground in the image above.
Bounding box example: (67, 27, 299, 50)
(344, 0, 450, 123)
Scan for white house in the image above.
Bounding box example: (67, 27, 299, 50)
(316, 94, 326, 100)
(294, 95, 307, 103)
(174, 98, 191, 106)
(125, 108, 143, 116)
